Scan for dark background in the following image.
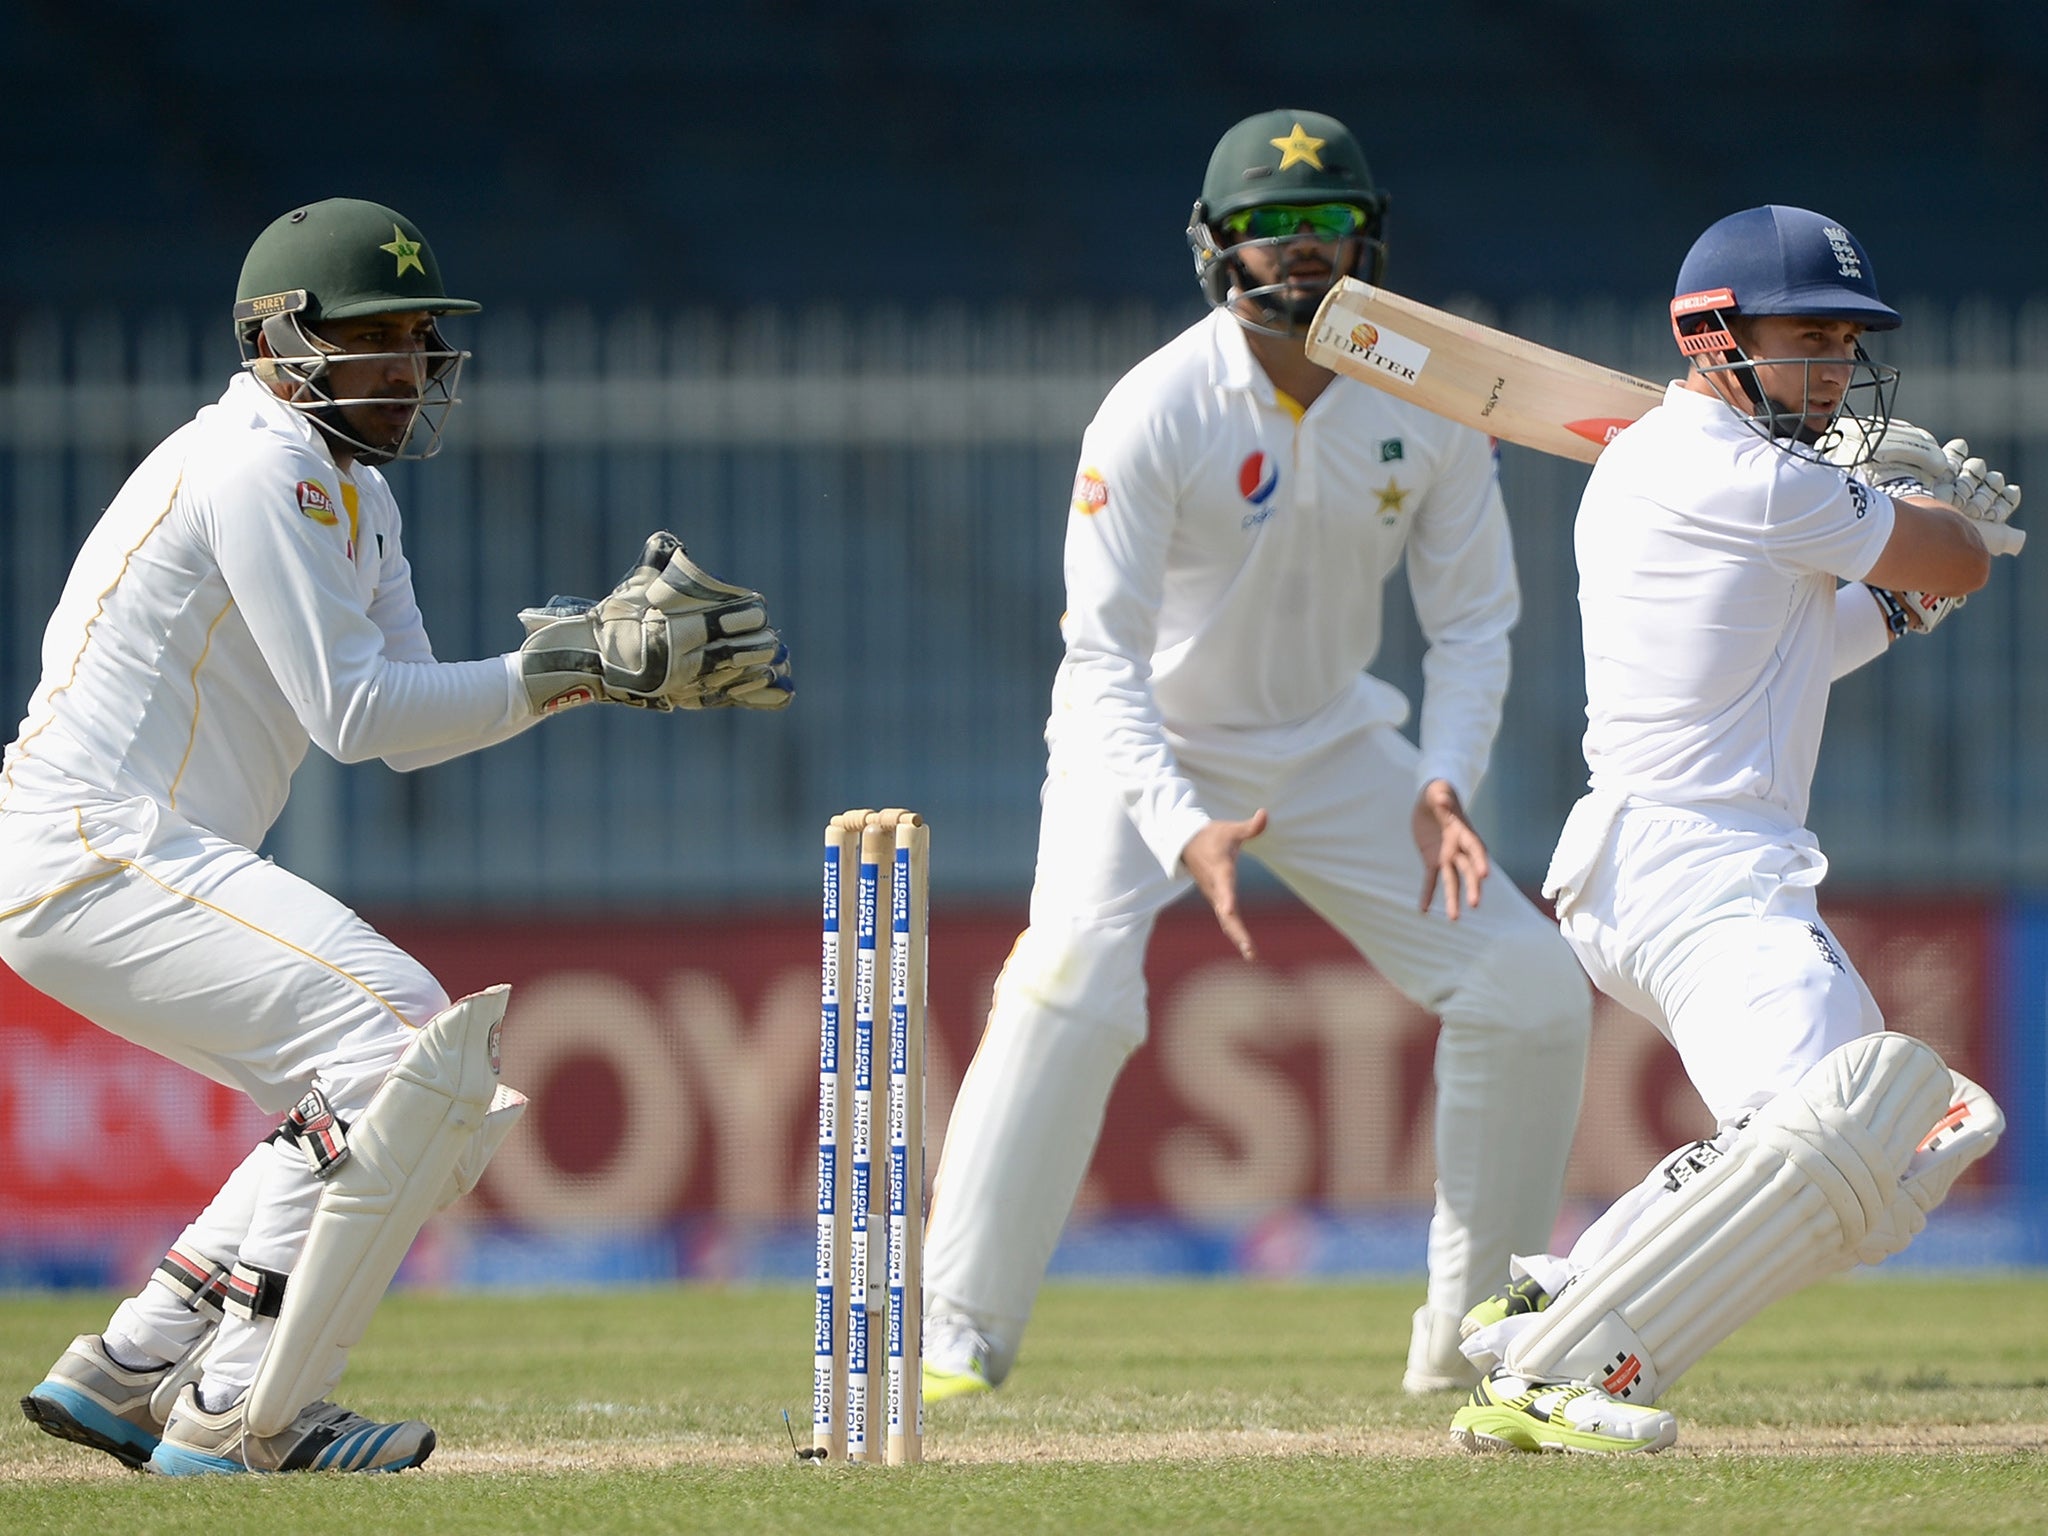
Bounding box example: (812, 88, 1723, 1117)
(5, 0, 2043, 323)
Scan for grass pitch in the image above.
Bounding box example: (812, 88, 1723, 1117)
(3, 1277, 2044, 1533)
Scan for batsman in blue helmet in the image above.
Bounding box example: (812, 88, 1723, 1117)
(1441, 207, 2021, 1455)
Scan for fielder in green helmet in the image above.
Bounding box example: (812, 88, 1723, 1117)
(917, 112, 1591, 1411)
(9, 199, 792, 1478)
(234, 198, 480, 466)
(1187, 107, 1390, 338)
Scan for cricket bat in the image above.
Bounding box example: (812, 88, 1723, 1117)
(1306, 278, 1666, 463)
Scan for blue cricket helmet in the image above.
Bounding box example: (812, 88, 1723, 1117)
(1670, 206, 1900, 356)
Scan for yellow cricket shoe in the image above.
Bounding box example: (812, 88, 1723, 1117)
(1449, 1367, 1677, 1455)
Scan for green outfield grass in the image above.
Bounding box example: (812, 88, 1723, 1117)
(4, 1277, 2045, 1533)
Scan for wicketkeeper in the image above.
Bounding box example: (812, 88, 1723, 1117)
(4, 197, 791, 1474)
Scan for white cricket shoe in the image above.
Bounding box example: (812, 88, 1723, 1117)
(19, 1333, 209, 1470)
(1449, 1366, 1677, 1455)
(148, 1383, 435, 1475)
(1402, 1305, 1481, 1395)
(921, 1316, 997, 1403)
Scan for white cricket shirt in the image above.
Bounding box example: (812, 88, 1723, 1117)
(1053, 308, 1519, 874)
(1, 373, 531, 851)
(1571, 383, 1895, 826)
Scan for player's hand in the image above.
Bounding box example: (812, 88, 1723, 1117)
(678, 632, 795, 710)
(1180, 809, 1268, 962)
(516, 532, 792, 712)
(1940, 439, 2023, 541)
(1866, 584, 1963, 637)
(1823, 415, 1948, 496)
(1413, 780, 1489, 920)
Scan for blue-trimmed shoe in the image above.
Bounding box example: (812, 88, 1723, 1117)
(148, 1384, 435, 1475)
(19, 1333, 205, 1470)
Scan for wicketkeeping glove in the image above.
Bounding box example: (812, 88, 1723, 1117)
(517, 532, 794, 713)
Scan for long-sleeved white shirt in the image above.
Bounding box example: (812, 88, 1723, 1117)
(1, 373, 534, 851)
(1051, 309, 1521, 874)
(1570, 384, 1896, 827)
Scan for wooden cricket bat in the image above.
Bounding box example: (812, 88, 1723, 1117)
(1306, 277, 1666, 463)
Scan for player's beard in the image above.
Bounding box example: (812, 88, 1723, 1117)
(1732, 367, 1832, 445)
(1268, 246, 1342, 332)
(312, 395, 422, 467)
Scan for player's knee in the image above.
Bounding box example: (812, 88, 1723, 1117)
(320, 978, 456, 1117)
(1445, 921, 1591, 1041)
(998, 922, 1150, 1053)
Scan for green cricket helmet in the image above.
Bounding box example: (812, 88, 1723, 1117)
(1187, 109, 1390, 337)
(234, 198, 479, 464)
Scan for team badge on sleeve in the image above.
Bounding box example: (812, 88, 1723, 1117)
(296, 481, 339, 526)
(1072, 467, 1110, 515)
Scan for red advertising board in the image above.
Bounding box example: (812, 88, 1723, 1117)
(0, 898, 1999, 1276)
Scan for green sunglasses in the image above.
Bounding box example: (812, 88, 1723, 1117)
(1219, 202, 1374, 241)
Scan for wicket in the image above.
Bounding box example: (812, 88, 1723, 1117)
(815, 808, 928, 1464)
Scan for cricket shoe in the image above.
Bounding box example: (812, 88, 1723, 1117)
(19, 1333, 209, 1470)
(1402, 1306, 1480, 1395)
(1449, 1367, 1677, 1455)
(921, 1318, 996, 1404)
(148, 1383, 435, 1475)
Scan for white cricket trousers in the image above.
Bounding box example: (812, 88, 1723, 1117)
(0, 797, 445, 1394)
(922, 715, 1591, 1380)
(1553, 800, 1883, 1126)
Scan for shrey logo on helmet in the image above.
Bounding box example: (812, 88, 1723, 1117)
(233, 198, 481, 467)
(1667, 205, 1901, 456)
(1186, 108, 1390, 339)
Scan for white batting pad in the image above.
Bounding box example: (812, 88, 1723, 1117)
(1856, 1069, 2005, 1263)
(1503, 1033, 1953, 1403)
(245, 986, 513, 1437)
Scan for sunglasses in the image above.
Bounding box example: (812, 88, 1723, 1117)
(1218, 203, 1374, 242)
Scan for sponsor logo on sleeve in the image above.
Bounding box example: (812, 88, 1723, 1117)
(1072, 467, 1109, 515)
(296, 480, 338, 526)
(1846, 480, 1870, 519)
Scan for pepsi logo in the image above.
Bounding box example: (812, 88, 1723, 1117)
(1238, 451, 1280, 505)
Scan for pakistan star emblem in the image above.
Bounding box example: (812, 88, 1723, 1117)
(1374, 478, 1410, 519)
(380, 226, 425, 278)
(1269, 123, 1327, 171)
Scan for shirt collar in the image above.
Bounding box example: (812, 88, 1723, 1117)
(1207, 308, 1274, 402)
(227, 369, 347, 471)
